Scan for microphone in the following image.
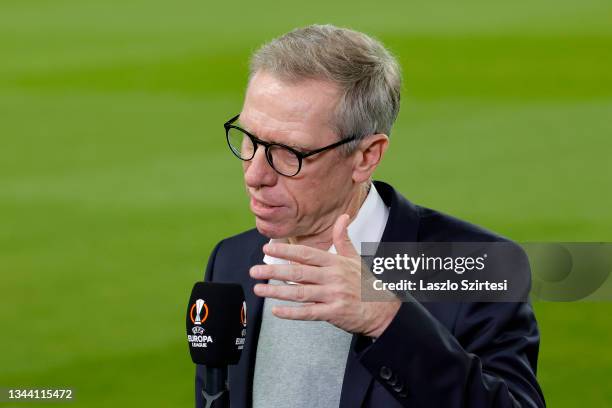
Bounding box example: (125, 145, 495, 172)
(186, 282, 247, 408)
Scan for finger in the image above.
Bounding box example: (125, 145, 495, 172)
(263, 243, 335, 267)
(249, 264, 326, 284)
(271, 303, 329, 321)
(253, 282, 328, 303)
(332, 213, 359, 257)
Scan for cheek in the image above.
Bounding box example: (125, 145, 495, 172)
(289, 175, 332, 216)
(281, 179, 312, 215)
(283, 157, 351, 216)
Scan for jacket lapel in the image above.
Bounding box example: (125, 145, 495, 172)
(339, 181, 420, 407)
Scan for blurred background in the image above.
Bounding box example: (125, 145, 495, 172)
(1, 0, 611, 406)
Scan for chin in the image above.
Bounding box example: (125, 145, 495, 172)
(254, 217, 293, 239)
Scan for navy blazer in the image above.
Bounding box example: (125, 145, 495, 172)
(196, 181, 545, 407)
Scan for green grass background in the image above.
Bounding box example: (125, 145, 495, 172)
(1, 0, 611, 406)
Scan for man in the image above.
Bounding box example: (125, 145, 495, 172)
(196, 24, 545, 407)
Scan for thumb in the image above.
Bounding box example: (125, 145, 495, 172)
(333, 213, 358, 257)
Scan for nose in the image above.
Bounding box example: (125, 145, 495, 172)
(244, 146, 277, 188)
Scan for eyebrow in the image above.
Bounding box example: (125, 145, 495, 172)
(236, 122, 308, 151)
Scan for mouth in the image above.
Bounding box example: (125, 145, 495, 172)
(249, 195, 285, 218)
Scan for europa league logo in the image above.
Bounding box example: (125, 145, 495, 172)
(190, 298, 209, 325)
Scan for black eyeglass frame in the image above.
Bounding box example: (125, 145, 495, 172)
(224, 114, 358, 177)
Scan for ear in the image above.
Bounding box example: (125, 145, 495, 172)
(351, 134, 389, 183)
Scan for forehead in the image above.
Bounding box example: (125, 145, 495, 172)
(239, 71, 340, 147)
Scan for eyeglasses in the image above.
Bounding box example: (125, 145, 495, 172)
(224, 114, 357, 177)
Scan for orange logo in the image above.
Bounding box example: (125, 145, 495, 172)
(190, 299, 209, 325)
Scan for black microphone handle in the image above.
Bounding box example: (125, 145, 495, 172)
(202, 366, 230, 408)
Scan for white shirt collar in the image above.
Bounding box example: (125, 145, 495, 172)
(263, 183, 390, 264)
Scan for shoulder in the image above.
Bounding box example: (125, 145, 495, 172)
(415, 205, 510, 243)
(375, 180, 512, 244)
(215, 228, 268, 253)
(204, 228, 268, 282)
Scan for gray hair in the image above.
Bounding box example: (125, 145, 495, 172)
(249, 24, 402, 153)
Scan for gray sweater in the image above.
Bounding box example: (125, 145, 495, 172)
(252, 279, 353, 408)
